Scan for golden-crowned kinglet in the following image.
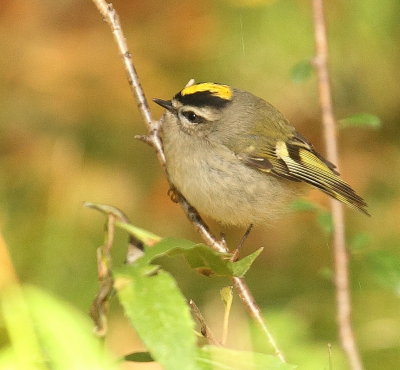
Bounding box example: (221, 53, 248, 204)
(154, 82, 368, 226)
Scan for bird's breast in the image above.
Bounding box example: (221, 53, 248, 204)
(162, 125, 296, 226)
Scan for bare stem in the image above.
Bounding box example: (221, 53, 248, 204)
(232, 277, 285, 360)
(189, 300, 221, 346)
(90, 213, 116, 336)
(312, 1, 363, 369)
(91, 0, 286, 362)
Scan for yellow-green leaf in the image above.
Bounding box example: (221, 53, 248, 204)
(339, 113, 381, 129)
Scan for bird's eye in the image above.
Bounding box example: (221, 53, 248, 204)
(182, 110, 204, 124)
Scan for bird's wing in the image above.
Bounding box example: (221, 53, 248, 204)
(238, 132, 369, 215)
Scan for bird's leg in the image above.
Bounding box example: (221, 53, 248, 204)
(231, 224, 254, 262)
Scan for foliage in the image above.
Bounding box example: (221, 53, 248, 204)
(339, 113, 382, 129)
(87, 202, 284, 369)
(113, 242, 297, 369)
(291, 199, 333, 235)
(366, 250, 400, 293)
(196, 346, 296, 370)
(0, 223, 296, 370)
(290, 60, 314, 83)
(0, 286, 116, 369)
(115, 264, 198, 370)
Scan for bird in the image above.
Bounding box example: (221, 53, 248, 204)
(154, 82, 369, 227)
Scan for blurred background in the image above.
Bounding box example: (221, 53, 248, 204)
(1, 0, 399, 368)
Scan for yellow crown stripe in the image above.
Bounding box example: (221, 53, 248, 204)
(181, 83, 233, 100)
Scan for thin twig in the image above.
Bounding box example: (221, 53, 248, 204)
(189, 300, 221, 346)
(232, 276, 284, 359)
(312, 1, 363, 369)
(231, 224, 254, 262)
(91, 0, 286, 362)
(86, 203, 145, 334)
(90, 213, 116, 336)
(84, 202, 145, 264)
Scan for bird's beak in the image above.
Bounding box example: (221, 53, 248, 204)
(153, 98, 174, 113)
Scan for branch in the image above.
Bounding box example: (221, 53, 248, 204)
(91, 0, 286, 362)
(312, 1, 363, 369)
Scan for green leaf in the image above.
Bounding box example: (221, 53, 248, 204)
(0, 286, 116, 370)
(316, 211, 333, 235)
(220, 287, 233, 345)
(134, 237, 261, 278)
(0, 348, 15, 369)
(85, 207, 261, 278)
(290, 60, 313, 83)
(115, 221, 161, 246)
(290, 199, 318, 212)
(183, 245, 232, 276)
(291, 199, 333, 235)
(230, 247, 263, 277)
(318, 267, 333, 280)
(366, 251, 400, 293)
(114, 265, 198, 370)
(140, 237, 199, 264)
(134, 237, 232, 276)
(349, 233, 370, 251)
(125, 352, 154, 362)
(135, 237, 228, 272)
(197, 345, 297, 370)
(339, 113, 382, 129)
(220, 287, 233, 307)
(84, 202, 162, 245)
(1, 287, 45, 370)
